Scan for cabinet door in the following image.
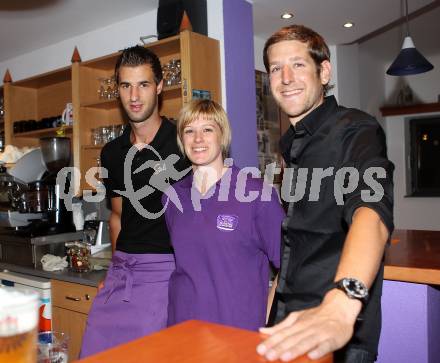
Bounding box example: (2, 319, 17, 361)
(51, 280, 97, 314)
(52, 306, 88, 362)
(180, 30, 221, 105)
(51, 280, 97, 361)
(3, 67, 73, 148)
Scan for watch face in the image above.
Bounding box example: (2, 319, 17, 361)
(342, 278, 368, 299)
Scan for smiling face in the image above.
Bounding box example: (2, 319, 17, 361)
(118, 64, 163, 124)
(267, 40, 331, 126)
(182, 116, 224, 171)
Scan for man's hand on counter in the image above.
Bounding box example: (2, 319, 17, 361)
(256, 289, 361, 361)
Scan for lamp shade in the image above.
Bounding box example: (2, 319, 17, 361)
(386, 36, 434, 76)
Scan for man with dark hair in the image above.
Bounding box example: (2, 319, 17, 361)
(80, 45, 189, 358)
(257, 25, 394, 362)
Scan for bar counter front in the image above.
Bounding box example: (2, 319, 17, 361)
(379, 229, 440, 363)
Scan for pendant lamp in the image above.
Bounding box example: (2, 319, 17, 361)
(386, 0, 434, 76)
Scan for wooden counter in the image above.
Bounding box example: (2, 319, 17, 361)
(77, 320, 332, 363)
(384, 229, 440, 285)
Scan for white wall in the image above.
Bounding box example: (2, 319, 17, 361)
(0, 2, 227, 104)
(358, 36, 388, 126)
(207, 0, 226, 108)
(328, 44, 339, 102)
(359, 7, 440, 231)
(0, 10, 157, 82)
(335, 44, 360, 110)
(254, 35, 266, 72)
(386, 112, 440, 230)
(253, 13, 440, 231)
(384, 7, 440, 105)
(359, 6, 440, 121)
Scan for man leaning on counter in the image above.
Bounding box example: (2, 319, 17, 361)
(257, 25, 394, 363)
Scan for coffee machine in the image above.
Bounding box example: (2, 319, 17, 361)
(0, 148, 48, 229)
(39, 137, 76, 234)
(0, 137, 75, 235)
(0, 139, 85, 267)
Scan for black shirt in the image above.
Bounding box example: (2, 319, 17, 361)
(100, 118, 190, 254)
(272, 96, 394, 355)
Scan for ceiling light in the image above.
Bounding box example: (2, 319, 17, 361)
(281, 12, 293, 20)
(343, 22, 354, 28)
(386, 0, 434, 76)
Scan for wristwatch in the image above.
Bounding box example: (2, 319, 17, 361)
(334, 278, 369, 304)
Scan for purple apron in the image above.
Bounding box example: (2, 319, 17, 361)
(80, 251, 175, 358)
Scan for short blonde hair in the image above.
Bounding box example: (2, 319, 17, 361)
(177, 99, 232, 159)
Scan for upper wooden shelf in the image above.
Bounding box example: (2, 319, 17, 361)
(145, 34, 180, 58)
(80, 33, 182, 72)
(81, 98, 119, 109)
(380, 102, 440, 117)
(81, 85, 181, 109)
(81, 52, 121, 71)
(82, 145, 103, 150)
(13, 126, 73, 138)
(12, 66, 72, 89)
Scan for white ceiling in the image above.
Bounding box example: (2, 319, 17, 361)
(0, 0, 437, 63)
(0, 0, 158, 63)
(252, 0, 435, 44)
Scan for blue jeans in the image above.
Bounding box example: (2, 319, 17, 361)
(335, 347, 376, 363)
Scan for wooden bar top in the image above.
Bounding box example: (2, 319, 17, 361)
(77, 320, 332, 363)
(384, 229, 440, 285)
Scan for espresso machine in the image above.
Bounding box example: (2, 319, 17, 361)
(39, 137, 76, 234)
(0, 137, 75, 235)
(0, 138, 82, 268)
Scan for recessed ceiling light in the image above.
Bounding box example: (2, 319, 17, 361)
(281, 12, 294, 20)
(343, 22, 354, 28)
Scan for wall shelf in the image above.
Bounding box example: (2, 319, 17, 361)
(81, 99, 119, 110)
(3, 31, 221, 193)
(82, 145, 103, 150)
(380, 102, 440, 117)
(13, 126, 73, 138)
(80, 85, 180, 110)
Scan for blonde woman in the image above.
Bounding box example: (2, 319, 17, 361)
(162, 99, 284, 330)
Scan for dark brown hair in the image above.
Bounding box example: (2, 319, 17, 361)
(263, 24, 332, 94)
(115, 45, 163, 85)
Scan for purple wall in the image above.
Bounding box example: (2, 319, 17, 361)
(223, 0, 258, 168)
(428, 286, 440, 362)
(378, 280, 440, 363)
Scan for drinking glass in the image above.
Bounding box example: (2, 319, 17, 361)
(97, 78, 106, 99)
(108, 124, 119, 141)
(0, 288, 39, 363)
(37, 331, 69, 363)
(100, 126, 110, 144)
(91, 128, 101, 146)
(119, 124, 126, 136)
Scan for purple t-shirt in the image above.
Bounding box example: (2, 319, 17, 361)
(162, 166, 285, 331)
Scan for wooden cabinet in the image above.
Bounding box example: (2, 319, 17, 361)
(51, 279, 97, 362)
(3, 67, 73, 149)
(75, 30, 220, 191)
(0, 86, 4, 144)
(2, 30, 221, 194)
